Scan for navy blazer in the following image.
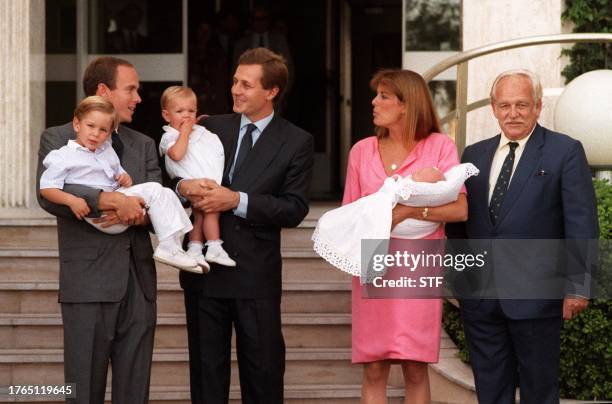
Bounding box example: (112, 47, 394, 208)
(446, 124, 598, 319)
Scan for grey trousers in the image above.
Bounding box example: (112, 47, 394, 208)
(61, 260, 156, 404)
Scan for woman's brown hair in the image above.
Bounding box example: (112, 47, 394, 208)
(370, 69, 441, 148)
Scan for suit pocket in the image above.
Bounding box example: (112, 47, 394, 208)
(253, 229, 280, 242)
(60, 247, 100, 262)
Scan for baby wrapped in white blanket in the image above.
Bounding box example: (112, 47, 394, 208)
(312, 163, 479, 276)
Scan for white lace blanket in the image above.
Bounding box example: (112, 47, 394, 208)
(312, 163, 479, 277)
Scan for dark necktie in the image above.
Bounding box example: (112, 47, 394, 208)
(259, 34, 266, 48)
(112, 131, 124, 161)
(233, 123, 256, 177)
(489, 141, 519, 224)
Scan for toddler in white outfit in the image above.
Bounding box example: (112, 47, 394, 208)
(39, 96, 201, 273)
(159, 86, 236, 270)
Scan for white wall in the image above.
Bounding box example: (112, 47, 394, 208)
(462, 0, 564, 145)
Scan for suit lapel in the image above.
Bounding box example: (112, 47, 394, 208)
(496, 124, 545, 225)
(116, 126, 138, 178)
(472, 136, 499, 229)
(231, 116, 285, 190)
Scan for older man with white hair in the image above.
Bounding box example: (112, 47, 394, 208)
(446, 69, 598, 404)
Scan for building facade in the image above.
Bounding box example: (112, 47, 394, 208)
(0, 0, 567, 219)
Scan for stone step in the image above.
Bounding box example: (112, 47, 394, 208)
(0, 347, 387, 387)
(0, 384, 406, 403)
(0, 219, 58, 249)
(429, 330, 477, 404)
(0, 313, 351, 350)
(0, 218, 320, 251)
(0, 248, 350, 284)
(0, 280, 351, 315)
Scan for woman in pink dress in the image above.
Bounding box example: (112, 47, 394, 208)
(345, 69, 467, 403)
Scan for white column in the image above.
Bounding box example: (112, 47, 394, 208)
(0, 0, 46, 218)
(462, 0, 564, 145)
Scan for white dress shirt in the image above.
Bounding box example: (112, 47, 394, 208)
(231, 112, 275, 218)
(40, 139, 125, 192)
(488, 126, 535, 203)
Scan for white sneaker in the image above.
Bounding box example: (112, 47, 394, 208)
(154, 247, 202, 274)
(205, 247, 237, 267)
(187, 250, 210, 273)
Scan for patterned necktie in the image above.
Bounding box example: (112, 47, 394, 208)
(489, 141, 519, 224)
(112, 131, 124, 161)
(233, 123, 257, 177)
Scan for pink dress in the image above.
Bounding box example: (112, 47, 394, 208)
(345, 133, 461, 364)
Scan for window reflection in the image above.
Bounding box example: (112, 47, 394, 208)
(404, 0, 461, 51)
(46, 0, 76, 54)
(46, 0, 77, 127)
(428, 80, 456, 120)
(89, 0, 182, 54)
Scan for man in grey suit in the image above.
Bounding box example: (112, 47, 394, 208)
(36, 57, 160, 404)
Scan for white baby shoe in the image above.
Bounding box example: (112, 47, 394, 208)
(187, 250, 210, 273)
(205, 243, 236, 267)
(154, 247, 202, 274)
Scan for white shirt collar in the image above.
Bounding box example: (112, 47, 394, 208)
(497, 124, 536, 152)
(240, 111, 275, 133)
(67, 139, 110, 153)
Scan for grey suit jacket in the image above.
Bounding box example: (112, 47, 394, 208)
(36, 122, 161, 303)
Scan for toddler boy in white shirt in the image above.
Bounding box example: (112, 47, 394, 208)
(39, 96, 202, 273)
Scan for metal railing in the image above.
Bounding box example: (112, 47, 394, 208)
(422, 33, 612, 154)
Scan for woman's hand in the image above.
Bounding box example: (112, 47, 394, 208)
(391, 193, 468, 229)
(391, 204, 419, 229)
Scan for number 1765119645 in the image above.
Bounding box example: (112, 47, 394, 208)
(4, 384, 75, 398)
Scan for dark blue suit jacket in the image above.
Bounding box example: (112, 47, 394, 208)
(172, 113, 314, 299)
(446, 124, 598, 319)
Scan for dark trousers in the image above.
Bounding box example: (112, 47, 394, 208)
(61, 261, 157, 404)
(461, 299, 562, 404)
(184, 291, 285, 404)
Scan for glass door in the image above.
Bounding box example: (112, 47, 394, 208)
(45, 0, 339, 197)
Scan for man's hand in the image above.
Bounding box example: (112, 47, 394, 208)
(68, 196, 90, 220)
(94, 194, 146, 226)
(178, 178, 208, 204)
(563, 296, 589, 320)
(116, 172, 133, 187)
(194, 179, 240, 213)
(93, 209, 149, 228)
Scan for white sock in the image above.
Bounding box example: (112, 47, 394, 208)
(158, 236, 179, 251)
(174, 233, 183, 247)
(188, 241, 204, 255)
(206, 240, 225, 254)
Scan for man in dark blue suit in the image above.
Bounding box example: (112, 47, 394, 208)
(446, 69, 598, 404)
(172, 48, 313, 403)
